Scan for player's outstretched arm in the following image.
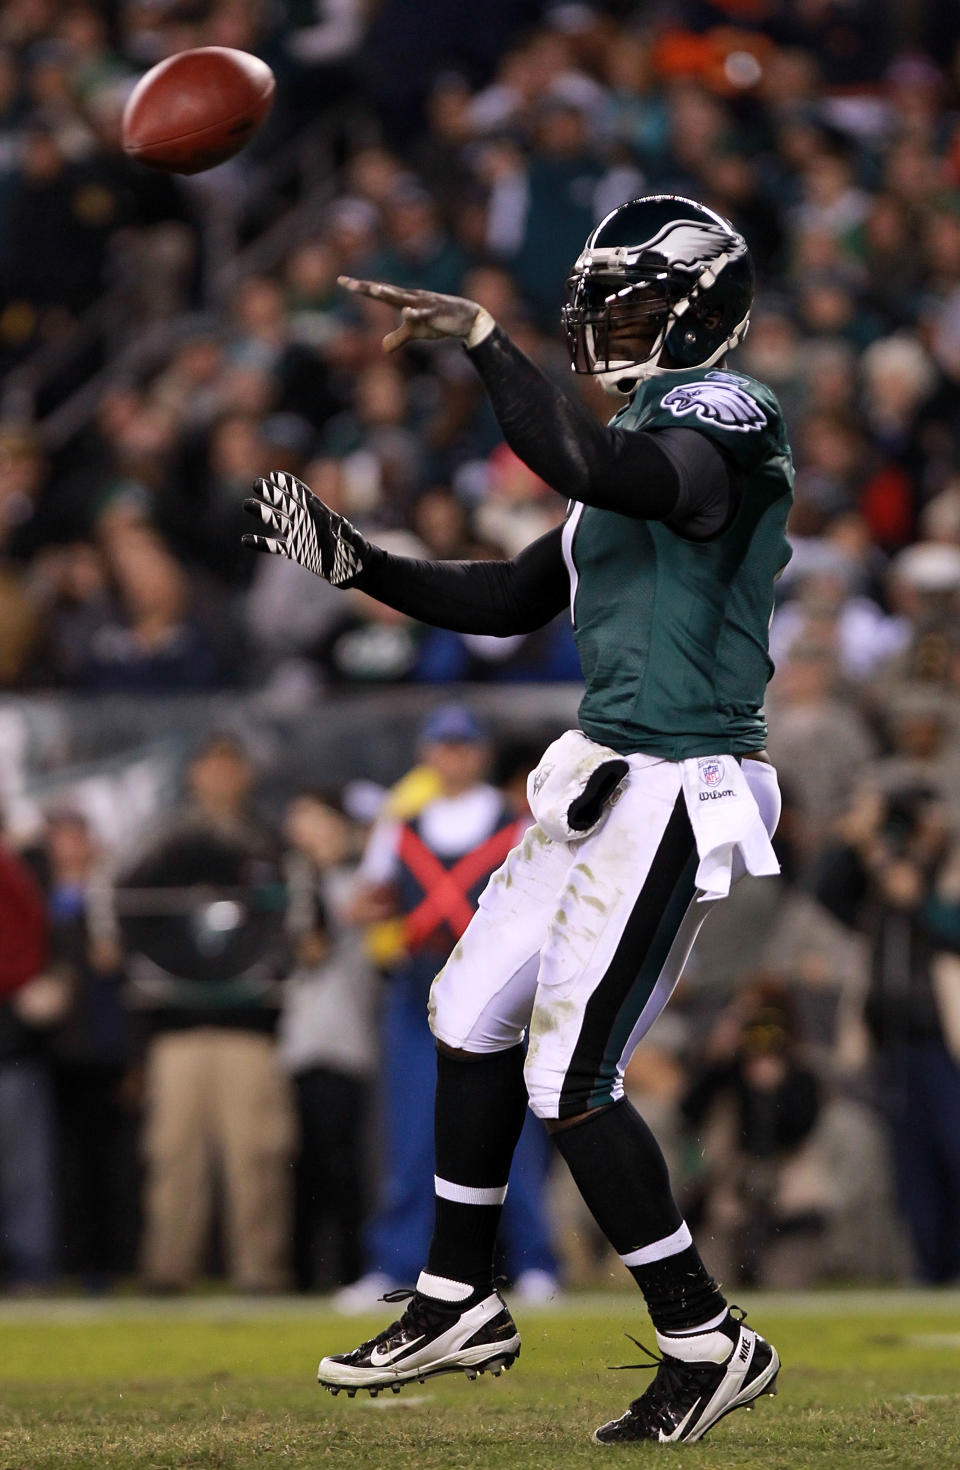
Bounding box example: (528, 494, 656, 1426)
(243, 472, 569, 635)
(338, 276, 731, 532)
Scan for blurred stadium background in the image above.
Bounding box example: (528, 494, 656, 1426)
(1, 0, 960, 1318)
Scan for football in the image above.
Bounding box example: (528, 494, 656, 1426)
(121, 46, 275, 175)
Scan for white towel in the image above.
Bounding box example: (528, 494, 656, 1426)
(679, 754, 780, 902)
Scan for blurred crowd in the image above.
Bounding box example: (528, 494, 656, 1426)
(0, 1, 959, 697)
(1, 0, 960, 1292)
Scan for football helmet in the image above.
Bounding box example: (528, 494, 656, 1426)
(562, 194, 754, 396)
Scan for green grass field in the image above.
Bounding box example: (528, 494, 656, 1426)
(1, 1291, 959, 1469)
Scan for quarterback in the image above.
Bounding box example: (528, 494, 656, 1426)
(243, 195, 792, 1445)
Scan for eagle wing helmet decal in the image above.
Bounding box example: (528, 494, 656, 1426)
(661, 378, 767, 432)
(637, 219, 740, 271)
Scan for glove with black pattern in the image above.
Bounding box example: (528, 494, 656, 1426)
(242, 471, 368, 586)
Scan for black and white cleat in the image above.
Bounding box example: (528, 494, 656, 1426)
(318, 1285, 521, 1398)
(594, 1310, 780, 1446)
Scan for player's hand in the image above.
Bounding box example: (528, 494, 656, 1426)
(242, 470, 368, 586)
(338, 275, 489, 352)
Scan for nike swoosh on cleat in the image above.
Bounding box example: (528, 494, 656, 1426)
(658, 1398, 701, 1442)
(368, 1337, 424, 1368)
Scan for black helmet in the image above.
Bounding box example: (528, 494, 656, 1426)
(561, 194, 755, 395)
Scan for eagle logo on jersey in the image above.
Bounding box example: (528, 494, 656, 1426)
(639, 220, 737, 271)
(661, 378, 766, 432)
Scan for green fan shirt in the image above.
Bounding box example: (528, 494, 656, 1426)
(562, 367, 793, 760)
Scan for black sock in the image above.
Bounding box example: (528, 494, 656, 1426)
(629, 1244, 728, 1335)
(552, 1097, 726, 1333)
(424, 1044, 529, 1294)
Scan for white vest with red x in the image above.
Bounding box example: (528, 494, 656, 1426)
(394, 800, 521, 961)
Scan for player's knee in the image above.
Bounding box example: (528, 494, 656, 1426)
(523, 1054, 617, 1122)
(429, 971, 527, 1052)
(523, 1053, 559, 1118)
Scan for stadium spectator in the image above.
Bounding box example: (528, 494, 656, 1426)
(369, 182, 467, 297)
(487, 95, 607, 327)
(159, 409, 269, 589)
(66, 518, 229, 693)
(228, 273, 338, 432)
(277, 789, 378, 1291)
(117, 734, 297, 1293)
(681, 979, 827, 1289)
(4, 119, 117, 334)
(24, 810, 138, 1289)
(279, 0, 365, 143)
(813, 779, 960, 1282)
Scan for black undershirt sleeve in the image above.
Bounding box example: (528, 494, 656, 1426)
(349, 326, 737, 636)
(654, 427, 740, 541)
(466, 326, 734, 537)
(352, 525, 570, 636)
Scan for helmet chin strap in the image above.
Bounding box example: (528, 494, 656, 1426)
(596, 358, 665, 397)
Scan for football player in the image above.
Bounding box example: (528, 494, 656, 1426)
(243, 195, 791, 1445)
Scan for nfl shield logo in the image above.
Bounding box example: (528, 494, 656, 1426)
(699, 757, 725, 788)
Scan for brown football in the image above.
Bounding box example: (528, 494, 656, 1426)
(121, 47, 275, 175)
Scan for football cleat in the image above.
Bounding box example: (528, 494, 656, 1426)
(318, 1286, 521, 1395)
(593, 1310, 779, 1445)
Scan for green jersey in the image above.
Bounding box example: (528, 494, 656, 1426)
(561, 367, 793, 760)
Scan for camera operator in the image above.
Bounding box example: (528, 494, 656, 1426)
(681, 979, 825, 1289)
(115, 734, 297, 1293)
(814, 781, 960, 1282)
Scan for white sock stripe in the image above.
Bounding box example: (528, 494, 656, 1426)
(434, 1176, 508, 1206)
(654, 1324, 736, 1365)
(416, 1270, 473, 1302)
(668, 1306, 728, 1335)
(619, 1220, 692, 1268)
